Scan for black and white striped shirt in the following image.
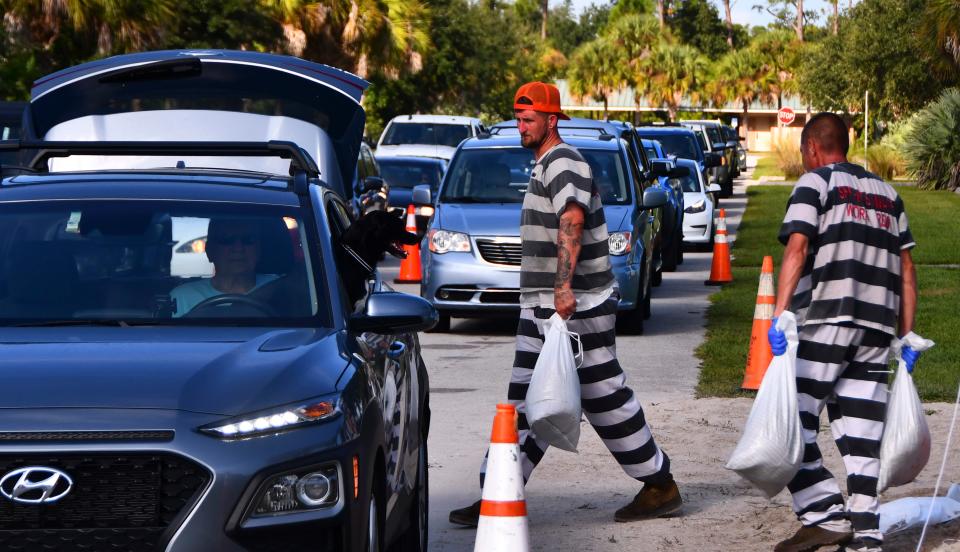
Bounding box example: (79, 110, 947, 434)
(779, 162, 915, 336)
(519, 143, 615, 310)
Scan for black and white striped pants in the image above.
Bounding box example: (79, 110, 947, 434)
(788, 323, 891, 543)
(480, 296, 671, 488)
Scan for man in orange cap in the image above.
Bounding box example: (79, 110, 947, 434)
(449, 82, 682, 526)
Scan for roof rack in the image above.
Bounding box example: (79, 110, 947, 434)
(0, 140, 320, 180)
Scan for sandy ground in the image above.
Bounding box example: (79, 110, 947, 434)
(386, 174, 960, 551)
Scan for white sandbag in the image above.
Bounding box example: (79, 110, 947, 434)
(879, 485, 960, 535)
(878, 332, 936, 492)
(526, 313, 582, 452)
(726, 311, 804, 498)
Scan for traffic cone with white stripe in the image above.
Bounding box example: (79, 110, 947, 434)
(474, 404, 529, 552)
(741, 256, 775, 390)
(705, 208, 733, 285)
(395, 204, 422, 283)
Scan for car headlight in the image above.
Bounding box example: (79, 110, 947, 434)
(685, 200, 706, 214)
(417, 205, 435, 218)
(608, 231, 631, 256)
(247, 462, 342, 520)
(429, 229, 471, 254)
(199, 398, 338, 439)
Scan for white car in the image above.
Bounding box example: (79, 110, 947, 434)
(676, 158, 722, 248)
(375, 114, 485, 161)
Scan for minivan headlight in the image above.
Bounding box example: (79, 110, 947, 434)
(685, 200, 706, 214)
(429, 230, 471, 254)
(200, 398, 338, 439)
(609, 231, 631, 256)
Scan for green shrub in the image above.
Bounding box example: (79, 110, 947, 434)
(772, 134, 805, 179)
(903, 88, 960, 190)
(864, 144, 906, 180)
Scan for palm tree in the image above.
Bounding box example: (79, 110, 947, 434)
(706, 49, 775, 144)
(568, 37, 622, 118)
(261, 0, 430, 78)
(2, 0, 176, 54)
(636, 42, 706, 121)
(722, 0, 734, 47)
(748, 29, 799, 109)
(919, 0, 960, 75)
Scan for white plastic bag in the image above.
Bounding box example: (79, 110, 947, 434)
(526, 313, 582, 452)
(879, 484, 960, 534)
(878, 332, 936, 492)
(726, 311, 805, 498)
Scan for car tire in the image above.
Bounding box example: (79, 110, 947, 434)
(366, 482, 384, 552)
(642, 273, 652, 320)
(394, 432, 428, 551)
(651, 264, 663, 286)
(661, 234, 678, 272)
(616, 270, 645, 335)
(426, 312, 450, 333)
(676, 238, 684, 265)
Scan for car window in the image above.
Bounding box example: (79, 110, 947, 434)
(674, 170, 701, 193)
(377, 159, 443, 192)
(706, 126, 723, 146)
(693, 130, 709, 151)
(362, 146, 378, 177)
(624, 146, 646, 194)
(381, 123, 471, 148)
(638, 134, 700, 161)
(0, 200, 324, 324)
(644, 146, 659, 160)
(440, 147, 630, 205)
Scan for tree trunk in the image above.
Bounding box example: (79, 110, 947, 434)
(723, 0, 734, 47)
(541, 0, 548, 39)
(832, 0, 839, 35)
(657, 0, 665, 30)
(668, 105, 677, 122)
(603, 96, 609, 120)
(795, 0, 804, 41)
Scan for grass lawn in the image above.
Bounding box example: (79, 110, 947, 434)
(696, 185, 960, 401)
(750, 154, 783, 179)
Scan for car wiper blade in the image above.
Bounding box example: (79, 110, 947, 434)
(12, 319, 137, 327)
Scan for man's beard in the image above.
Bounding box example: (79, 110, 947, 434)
(520, 132, 542, 149)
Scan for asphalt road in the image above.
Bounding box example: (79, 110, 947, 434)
(377, 178, 748, 551)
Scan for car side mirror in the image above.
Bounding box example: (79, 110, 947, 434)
(350, 291, 438, 333)
(412, 184, 432, 206)
(363, 176, 385, 193)
(649, 160, 670, 178)
(642, 188, 668, 209)
(707, 183, 722, 193)
(668, 167, 689, 178)
(704, 153, 722, 168)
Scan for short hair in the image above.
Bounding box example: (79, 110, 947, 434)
(800, 112, 849, 154)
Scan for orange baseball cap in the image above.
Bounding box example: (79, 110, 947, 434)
(514, 81, 570, 120)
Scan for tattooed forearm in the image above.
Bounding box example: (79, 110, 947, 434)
(555, 205, 585, 290)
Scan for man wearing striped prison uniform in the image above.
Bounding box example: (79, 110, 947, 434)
(449, 81, 682, 527)
(770, 112, 920, 552)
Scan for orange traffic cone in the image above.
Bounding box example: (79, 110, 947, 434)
(474, 404, 529, 552)
(705, 208, 733, 286)
(742, 256, 776, 390)
(394, 204, 422, 283)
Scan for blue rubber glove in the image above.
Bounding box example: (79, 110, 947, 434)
(902, 345, 921, 373)
(768, 317, 787, 356)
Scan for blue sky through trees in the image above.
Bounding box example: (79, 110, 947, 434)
(567, 0, 838, 29)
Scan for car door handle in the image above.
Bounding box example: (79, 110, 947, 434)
(387, 341, 406, 359)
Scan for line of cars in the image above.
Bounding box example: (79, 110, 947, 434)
(0, 50, 436, 552)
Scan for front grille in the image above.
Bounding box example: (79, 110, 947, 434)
(0, 431, 174, 442)
(0, 453, 210, 551)
(479, 289, 520, 304)
(476, 238, 521, 266)
(237, 526, 343, 552)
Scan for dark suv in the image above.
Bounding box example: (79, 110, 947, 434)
(0, 51, 434, 552)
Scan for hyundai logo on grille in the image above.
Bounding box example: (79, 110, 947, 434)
(0, 466, 73, 504)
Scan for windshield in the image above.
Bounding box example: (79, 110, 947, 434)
(705, 126, 724, 146)
(440, 147, 630, 205)
(377, 159, 444, 191)
(381, 123, 471, 148)
(674, 170, 701, 193)
(0, 200, 324, 325)
(639, 134, 699, 161)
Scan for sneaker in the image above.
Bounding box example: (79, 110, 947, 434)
(449, 499, 481, 527)
(774, 525, 854, 552)
(613, 475, 683, 522)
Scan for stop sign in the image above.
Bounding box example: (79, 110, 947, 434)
(777, 107, 796, 126)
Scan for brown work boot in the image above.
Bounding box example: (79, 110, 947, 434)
(449, 499, 481, 527)
(774, 525, 853, 552)
(614, 475, 683, 522)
